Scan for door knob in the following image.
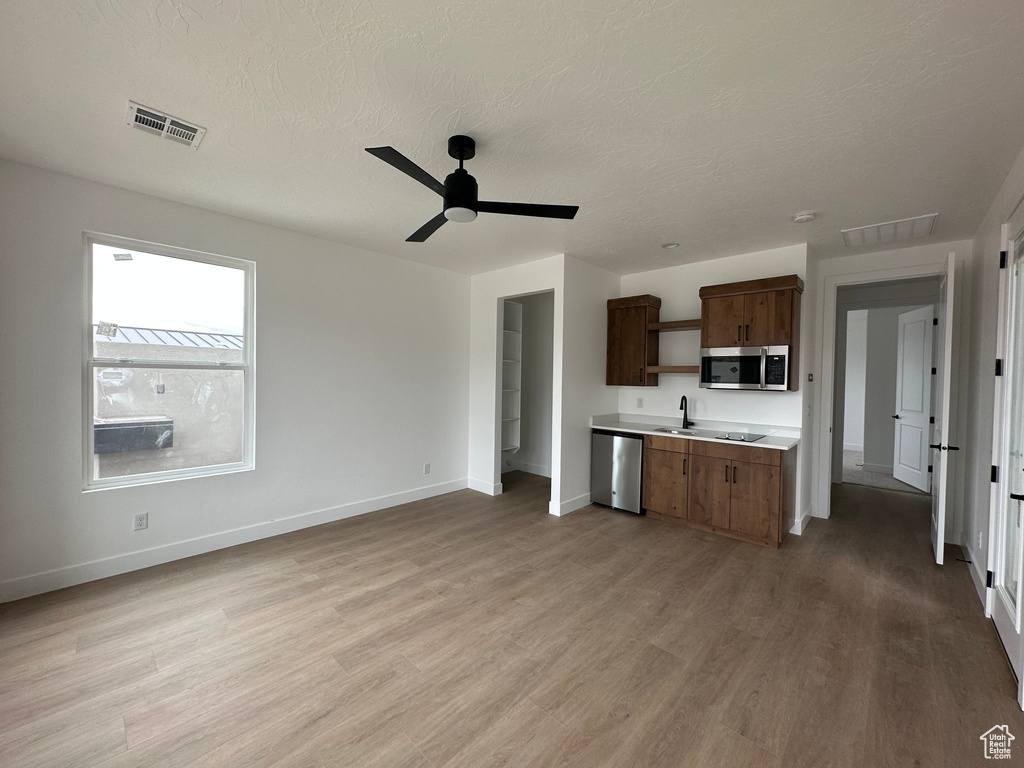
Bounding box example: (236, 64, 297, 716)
(1010, 493, 1024, 501)
(929, 444, 942, 449)
(892, 414, 901, 419)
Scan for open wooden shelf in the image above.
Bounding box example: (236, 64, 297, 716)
(647, 365, 699, 374)
(648, 318, 701, 332)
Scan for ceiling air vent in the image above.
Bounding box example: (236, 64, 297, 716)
(125, 101, 206, 149)
(841, 213, 937, 248)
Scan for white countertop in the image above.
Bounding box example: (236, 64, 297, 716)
(591, 413, 800, 451)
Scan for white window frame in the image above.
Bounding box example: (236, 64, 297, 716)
(82, 232, 255, 491)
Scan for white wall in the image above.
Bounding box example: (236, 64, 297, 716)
(558, 255, 621, 514)
(843, 310, 867, 451)
(512, 291, 554, 477)
(0, 160, 471, 601)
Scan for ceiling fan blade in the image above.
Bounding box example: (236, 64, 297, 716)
(365, 146, 446, 197)
(407, 212, 448, 242)
(477, 201, 579, 220)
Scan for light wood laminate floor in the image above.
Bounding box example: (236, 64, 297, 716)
(1, 473, 1020, 767)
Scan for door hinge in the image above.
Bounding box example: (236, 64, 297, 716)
(1001, 250, 1008, 269)
(996, 359, 1003, 376)
(932, 317, 938, 325)
(931, 367, 936, 375)
(928, 465, 933, 473)
(929, 416, 935, 424)
(992, 465, 999, 483)
(987, 570, 995, 588)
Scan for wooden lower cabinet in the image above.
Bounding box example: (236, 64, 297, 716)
(644, 436, 795, 548)
(687, 455, 730, 528)
(642, 449, 688, 519)
(728, 460, 780, 541)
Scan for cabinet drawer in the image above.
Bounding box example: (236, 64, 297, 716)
(643, 434, 689, 453)
(688, 440, 781, 466)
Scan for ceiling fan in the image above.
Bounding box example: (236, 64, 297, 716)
(365, 135, 579, 242)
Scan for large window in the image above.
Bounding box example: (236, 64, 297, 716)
(84, 235, 254, 489)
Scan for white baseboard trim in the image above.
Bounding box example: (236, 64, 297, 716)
(861, 462, 893, 474)
(467, 478, 502, 495)
(512, 461, 551, 477)
(964, 545, 991, 615)
(843, 443, 863, 452)
(0, 478, 468, 604)
(549, 492, 591, 517)
(790, 507, 813, 535)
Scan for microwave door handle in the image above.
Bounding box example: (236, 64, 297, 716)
(759, 348, 767, 390)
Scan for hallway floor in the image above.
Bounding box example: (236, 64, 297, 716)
(843, 449, 928, 495)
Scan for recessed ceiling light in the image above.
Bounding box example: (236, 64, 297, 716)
(661, 242, 680, 249)
(792, 212, 816, 224)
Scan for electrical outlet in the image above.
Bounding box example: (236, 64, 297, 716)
(423, 463, 431, 475)
(636, 397, 644, 408)
(133, 513, 148, 531)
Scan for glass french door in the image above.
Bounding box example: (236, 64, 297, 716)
(1001, 240, 1024, 619)
(993, 230, 1024, 706)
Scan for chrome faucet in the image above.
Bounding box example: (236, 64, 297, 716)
(679, 395, 692, 428)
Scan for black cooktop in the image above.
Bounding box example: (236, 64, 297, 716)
(715, 432, 766, 443)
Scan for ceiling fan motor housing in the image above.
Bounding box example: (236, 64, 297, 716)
(444, 168, 478, 222)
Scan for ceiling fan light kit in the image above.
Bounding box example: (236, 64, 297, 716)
(365, 135, 579, 242)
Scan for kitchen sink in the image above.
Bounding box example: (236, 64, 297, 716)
(654, 428, 696, 435)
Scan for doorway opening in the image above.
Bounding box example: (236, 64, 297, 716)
(832, 282, 941, 497)
(815, 252, 961, 566)
(498, 291, 555, 502)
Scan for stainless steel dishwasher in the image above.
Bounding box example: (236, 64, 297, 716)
(591, 431, 643, 513)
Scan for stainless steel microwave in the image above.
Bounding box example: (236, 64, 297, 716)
(699, 346, 789, 390)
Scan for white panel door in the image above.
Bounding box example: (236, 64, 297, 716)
(893, 305, 933, 493)
(930, 253, 957, 566)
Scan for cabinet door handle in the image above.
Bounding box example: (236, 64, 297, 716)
(639, 367, 643, 384)
(725, 464, 730, 483)
(737, 325, 742, 343)
(745, 324, 750, 341)
(682, 458, 687, 475)
(733, 465, 737, 483)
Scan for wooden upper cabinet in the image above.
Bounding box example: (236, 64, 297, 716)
(742, 291, 771, 346)
(700, 295, 744, 347)
(699, 275, 803, 389)
(607, 295, 661, 386)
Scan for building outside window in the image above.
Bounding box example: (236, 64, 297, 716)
(84, 235, 254, 490)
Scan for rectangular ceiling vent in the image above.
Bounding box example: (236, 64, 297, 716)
(125, 101, 206, 149)
(841, 213, 937, 248)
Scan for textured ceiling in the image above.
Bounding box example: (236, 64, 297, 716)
(1, 0, 1023, 275)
